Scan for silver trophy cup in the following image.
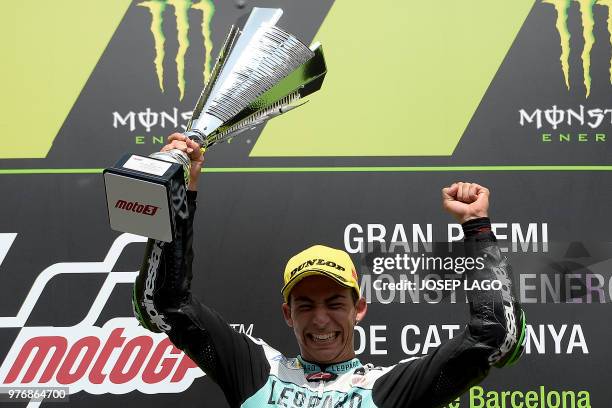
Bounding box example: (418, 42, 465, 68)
(103, 8, 327, 242)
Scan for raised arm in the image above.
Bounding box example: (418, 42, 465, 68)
(441, 182, 525, 367)
(131, 134, 269, 407)
(372, 182, 526, 408)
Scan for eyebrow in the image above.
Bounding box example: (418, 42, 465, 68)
(293, 294, 347, 304)
(325, 294, 346, 303)
(293, 296, 313, 304)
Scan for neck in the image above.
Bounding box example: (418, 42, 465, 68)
(298, 355, 362, 375)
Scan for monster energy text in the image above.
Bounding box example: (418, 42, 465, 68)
(519, 105, 609, 143)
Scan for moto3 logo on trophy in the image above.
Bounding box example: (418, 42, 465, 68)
(114, 200, 160, 216)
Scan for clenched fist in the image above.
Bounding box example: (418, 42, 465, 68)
(160, 133, 205, 191)
(442, 182, 489, 224)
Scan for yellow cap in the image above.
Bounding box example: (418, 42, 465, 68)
(281, 245, 360, 302)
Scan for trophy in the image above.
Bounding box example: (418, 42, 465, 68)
(103, 8, 327, 242)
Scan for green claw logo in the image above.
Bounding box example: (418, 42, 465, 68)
(139, 0, 215, 101)
(543, 0, 612, 97)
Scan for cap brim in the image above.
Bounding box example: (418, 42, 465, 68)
(282, 268, 354, 301)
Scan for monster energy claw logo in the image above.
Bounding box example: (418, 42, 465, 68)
(543, 0, 612, 97)
(139, 0, 215, 100)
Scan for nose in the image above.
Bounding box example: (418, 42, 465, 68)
(311, 305, 331, 328)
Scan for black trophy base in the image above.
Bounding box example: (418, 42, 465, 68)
(103, 153, 188, 242)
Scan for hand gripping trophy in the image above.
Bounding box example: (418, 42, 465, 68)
(103, 8, 326, 242)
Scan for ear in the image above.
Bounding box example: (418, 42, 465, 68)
(282, 303, 293, 327)
(355, 297, 367, 323)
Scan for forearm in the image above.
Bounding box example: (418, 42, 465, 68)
(462, 217, 526, 367)
(132, 190, 198, 332)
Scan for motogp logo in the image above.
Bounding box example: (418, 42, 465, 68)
(0, 233, 203, 402)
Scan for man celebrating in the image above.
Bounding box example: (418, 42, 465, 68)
(132, 134, 525, 407)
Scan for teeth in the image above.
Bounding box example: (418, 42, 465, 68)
(312, 333, 336, 341)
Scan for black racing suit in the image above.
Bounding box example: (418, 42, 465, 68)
(133, 191, 526, 407)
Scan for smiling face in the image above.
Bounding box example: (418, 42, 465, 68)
(282, 275, 367, 364)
